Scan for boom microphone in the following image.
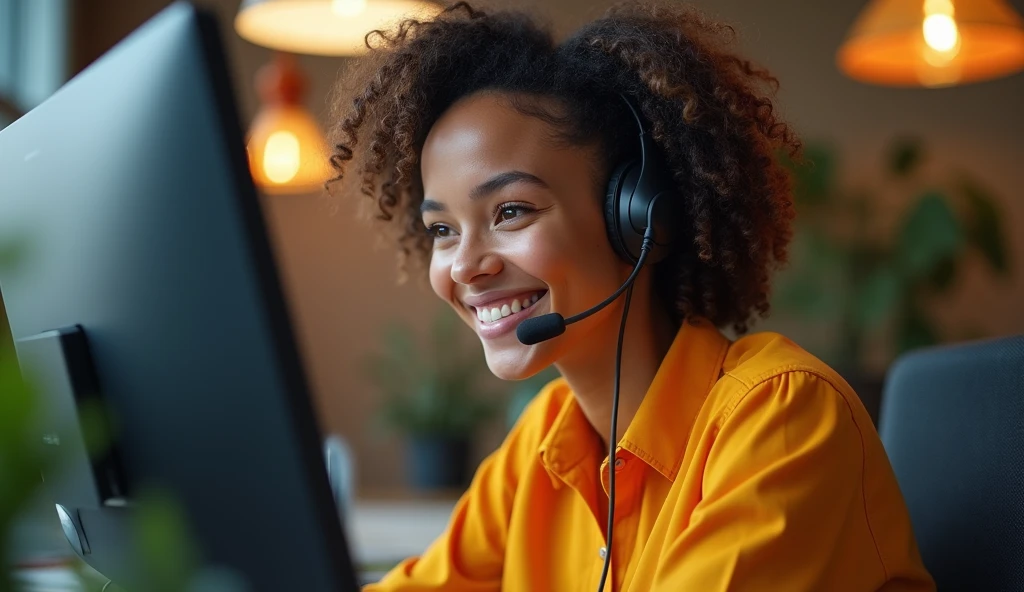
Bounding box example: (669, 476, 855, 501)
(516, 230, 654, 346)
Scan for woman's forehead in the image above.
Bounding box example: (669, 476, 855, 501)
(420, 93, 596, 197)
(424, 94, 559, 160)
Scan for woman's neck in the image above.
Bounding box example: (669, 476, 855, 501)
(554, 281, 677, 449)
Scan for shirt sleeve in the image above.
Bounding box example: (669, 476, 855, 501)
(362, 399, 539, 591)
(652, 370, 881, 590)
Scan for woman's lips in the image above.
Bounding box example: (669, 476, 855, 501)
(472, 291, 547, 340)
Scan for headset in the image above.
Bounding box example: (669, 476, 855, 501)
(516, 93, 682, 592)
(603, 94, 682, 266)
(517, 93, 681, 344)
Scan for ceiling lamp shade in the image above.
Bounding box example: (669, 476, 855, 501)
(837, 0, 1024, 87)
(235, 0, 443, 56)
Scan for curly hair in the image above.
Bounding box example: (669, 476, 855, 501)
(326, 0, 800, 334)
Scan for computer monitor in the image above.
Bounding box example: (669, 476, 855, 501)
(0, 2, 360, 590)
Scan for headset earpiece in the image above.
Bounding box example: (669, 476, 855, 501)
(604, 95, 681, 265)
(603, 160, 639, 263)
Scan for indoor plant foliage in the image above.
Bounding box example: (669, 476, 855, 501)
(774, 137, 1011, 378)
(368, 307, 499, 490)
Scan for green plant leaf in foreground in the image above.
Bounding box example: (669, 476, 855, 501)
(0, 346, 44, 592)
(0, 240, 27, 271)
(133, 489, 200, 592)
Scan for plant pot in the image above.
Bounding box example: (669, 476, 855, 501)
(406, 436, 471, 490)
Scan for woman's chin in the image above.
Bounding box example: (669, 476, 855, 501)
(483, 346, 551, 381)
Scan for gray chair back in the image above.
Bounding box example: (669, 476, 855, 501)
(879, 335, 1024, 591)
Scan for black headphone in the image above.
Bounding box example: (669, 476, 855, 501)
(516, 93, 684, 347)
(603, 94, 682, 265)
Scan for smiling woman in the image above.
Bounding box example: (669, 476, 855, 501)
(325, 1, 935, 591)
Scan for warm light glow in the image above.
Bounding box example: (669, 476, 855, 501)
(924, 0, 955, 16)
(263, 131, 302, 184)
(332, 0, 367, 17)
(837, 0, 1024, 87)
(923, 14, 960, 51)
(246, 105, 330, 195)
(235, 0, 443, 56)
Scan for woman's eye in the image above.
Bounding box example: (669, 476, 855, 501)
(426, 224, 454, 239)
(496, 204, 532, 223)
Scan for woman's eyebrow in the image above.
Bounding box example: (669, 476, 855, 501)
(421, 170, 549, 214)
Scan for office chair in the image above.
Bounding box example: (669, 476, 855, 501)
(879, 334, 1024, 591)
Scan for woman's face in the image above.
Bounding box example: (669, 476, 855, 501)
(421, 91, 630, 380)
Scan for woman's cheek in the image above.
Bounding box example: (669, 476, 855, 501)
(428, 251, 452, 301)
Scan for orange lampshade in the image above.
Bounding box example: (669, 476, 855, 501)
(245, 53, 330, 195)
(837, 0, 1024, 87)
(235, 0, 443, 57)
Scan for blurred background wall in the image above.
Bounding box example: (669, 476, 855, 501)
(4, 0, 1023, 492)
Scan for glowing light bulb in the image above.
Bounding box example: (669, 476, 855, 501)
(332, 0, 367, 17)
(263, 130, 301, 184)
(923, 14, 960, 51)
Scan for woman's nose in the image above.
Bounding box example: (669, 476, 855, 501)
(450, 234, 503, 285)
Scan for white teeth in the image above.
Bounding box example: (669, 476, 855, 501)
(475, 293, 545, 324)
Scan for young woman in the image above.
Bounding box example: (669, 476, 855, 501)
(327, 2, 935, 590)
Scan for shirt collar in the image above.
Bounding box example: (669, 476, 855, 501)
(538, 316, 730, 484)
(619, 316, 730, 481)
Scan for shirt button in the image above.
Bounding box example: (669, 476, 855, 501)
(599, 546, 608, 560)
(614, 457, 626, 470)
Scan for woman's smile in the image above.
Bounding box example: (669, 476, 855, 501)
(462, 289, 549, 339)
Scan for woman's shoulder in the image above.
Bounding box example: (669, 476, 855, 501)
(701, 331, 880, 466)
(721, 330, 851, 393)
(715, 330, 864, 422)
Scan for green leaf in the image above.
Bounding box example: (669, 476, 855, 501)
(855, 265, 903, 328)
(887, 137, 924, 177)
(960, 177, 1010, 275)
(134, 489, 200, 592)
(771, 226, 849, 321)
(897, 191, 962, 279)
(368, 307, 496, 437)
(0, 236, 29, 270)
(773, 273, 827, 314)
(782, 143, 835, 207)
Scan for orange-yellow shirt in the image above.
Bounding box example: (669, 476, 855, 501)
(365, 317, 935, 591)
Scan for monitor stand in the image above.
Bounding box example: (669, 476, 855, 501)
(16, 326, 134, 581)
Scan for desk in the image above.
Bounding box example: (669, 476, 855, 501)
(12, 496, 458, 590)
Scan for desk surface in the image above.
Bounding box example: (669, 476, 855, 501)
(12, 496, 459, 590)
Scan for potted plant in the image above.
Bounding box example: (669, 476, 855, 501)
(773, 137, 1011, 422)
(366, 307, 499, 490)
